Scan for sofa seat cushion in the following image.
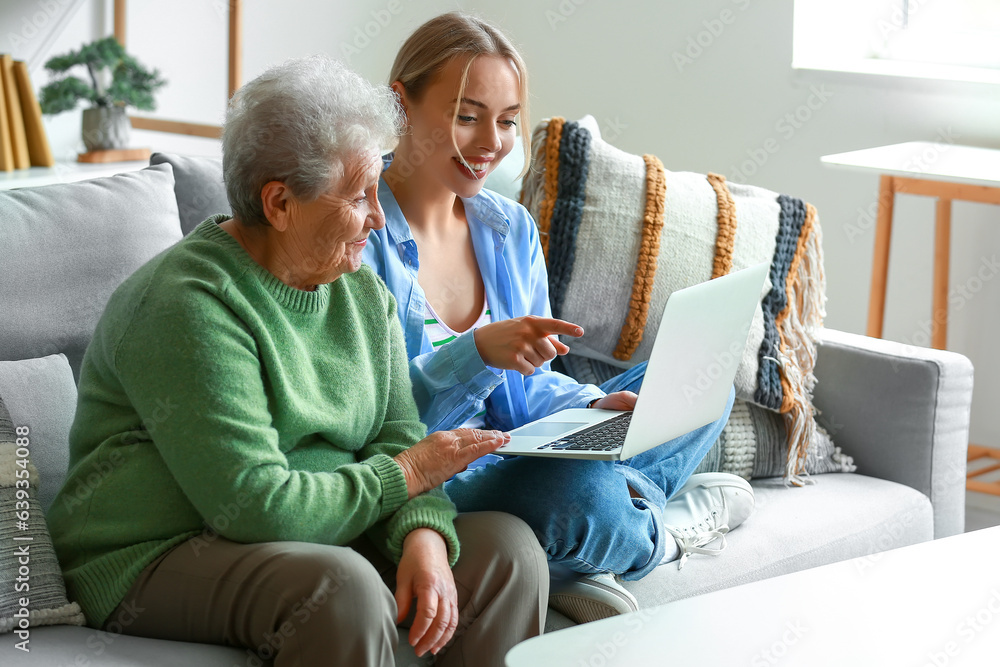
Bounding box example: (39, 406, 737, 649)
(623, 473, 933, 608)
(0, 625, 449, 666)
(1, 625, 255, 666)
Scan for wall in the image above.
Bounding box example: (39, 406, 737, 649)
(4, 0, 999, 444)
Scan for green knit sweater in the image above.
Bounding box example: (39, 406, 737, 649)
(48, 216, 459, 627)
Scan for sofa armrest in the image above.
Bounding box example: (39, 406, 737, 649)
(811, 328, 973, 538)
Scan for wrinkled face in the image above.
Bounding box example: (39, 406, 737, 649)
(287, 149, 384, 283)
(395, 55, 521, 198)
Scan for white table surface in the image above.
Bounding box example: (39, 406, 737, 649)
(821, 142, 1000, 188)
(506, 527, 1000, 666)
(0, 160, 149, 190)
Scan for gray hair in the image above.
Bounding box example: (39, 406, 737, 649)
(223, 55, 403, 227)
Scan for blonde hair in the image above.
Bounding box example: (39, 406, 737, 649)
(389, 12, 531, 177)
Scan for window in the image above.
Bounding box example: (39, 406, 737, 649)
(793, 0, 1000, 85)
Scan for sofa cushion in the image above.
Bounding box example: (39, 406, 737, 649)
(0, 391, 85, 635)
(522, 115, 827, 482)
(0, 355, 76, 513)
(623, 473, 933, 608)
(0, 625, 258, 666)
(150, 153, 231, 236)
(698, 398, 854, 479)
(0, 164, 183, 381)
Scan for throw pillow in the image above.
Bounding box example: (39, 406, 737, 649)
(523, 116, 828, 482)
(150, 152, 231, 236)
(0, 393, 85, 634)
(0, 355, 78, 513)
(0, 163, 183, 381)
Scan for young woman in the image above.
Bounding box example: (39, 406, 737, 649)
(363, 11, 755, 623)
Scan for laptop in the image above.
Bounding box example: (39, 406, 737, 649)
(497, 262, 769, 460)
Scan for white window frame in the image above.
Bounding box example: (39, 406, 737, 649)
(792, 0, 1000, 86)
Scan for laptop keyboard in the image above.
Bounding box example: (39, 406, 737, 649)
(536, 412, 633, 452)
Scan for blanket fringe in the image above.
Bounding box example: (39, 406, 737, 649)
(778, 204, 827, 482)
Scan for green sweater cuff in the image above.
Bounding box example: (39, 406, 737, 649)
(366, 453, 408, 520)
(387, 505, 461, 568)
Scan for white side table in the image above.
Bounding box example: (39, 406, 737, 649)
(822, 142, 1000, 496)
(820, 141, 1000, 350)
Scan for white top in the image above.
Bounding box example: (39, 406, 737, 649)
(424, 297, 492, 429)
(506, 526, 1000, 666)
(820, 142, 1000, 188)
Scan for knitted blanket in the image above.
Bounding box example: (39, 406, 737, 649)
(522, 116, 827, 482)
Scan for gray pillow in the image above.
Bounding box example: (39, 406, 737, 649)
(694, 399, 856, 480)
(0, 388, 85, 634)
(0, 164, 183, 381)
(150, 152, 231, 235)
(0, 355, 77, 513)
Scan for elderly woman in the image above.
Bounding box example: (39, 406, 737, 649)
(47, 56, 547, 667)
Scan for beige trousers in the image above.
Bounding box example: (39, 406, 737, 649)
(107, 512, 547, 667)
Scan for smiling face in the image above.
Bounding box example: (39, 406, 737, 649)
(286, 149, 385, 284)
(393, 55, 522, 199)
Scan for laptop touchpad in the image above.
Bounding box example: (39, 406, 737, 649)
(515, 421, 588, 437)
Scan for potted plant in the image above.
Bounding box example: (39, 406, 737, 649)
(38, 36, 166, 152)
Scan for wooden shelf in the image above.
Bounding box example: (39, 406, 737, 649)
(77, 147, 152, 163)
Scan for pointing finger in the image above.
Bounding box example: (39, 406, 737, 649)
(532, 318, 585, 338)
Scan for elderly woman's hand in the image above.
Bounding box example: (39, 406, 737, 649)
(395, 527, 457, 657)
(394, 429, 508, 499)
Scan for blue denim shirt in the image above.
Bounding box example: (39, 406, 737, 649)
(363, 174, 604, 435)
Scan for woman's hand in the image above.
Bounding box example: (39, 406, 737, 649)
(472, 316, 584, 375)
(591, 391, 638, 411)
(394, 429, 508, 499)
(395, 528, 458, 657)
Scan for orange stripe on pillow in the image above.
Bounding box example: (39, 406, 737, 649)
(707, 173, 737, 279)
(537, 117, 565, 260)
(614, 154, 667, 361)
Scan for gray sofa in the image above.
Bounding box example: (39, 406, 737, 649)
(0, 154, 974, 666)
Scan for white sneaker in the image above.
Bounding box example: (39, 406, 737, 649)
(661, 472, 755, 570)
(549, 572, 639, 624)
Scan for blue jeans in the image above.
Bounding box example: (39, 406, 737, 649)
(444, 362, 735, 580)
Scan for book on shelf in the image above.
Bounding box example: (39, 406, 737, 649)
(0, 66, 14, 172)
(0, 54, 30, 169)
(12, 60, 54, 167)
